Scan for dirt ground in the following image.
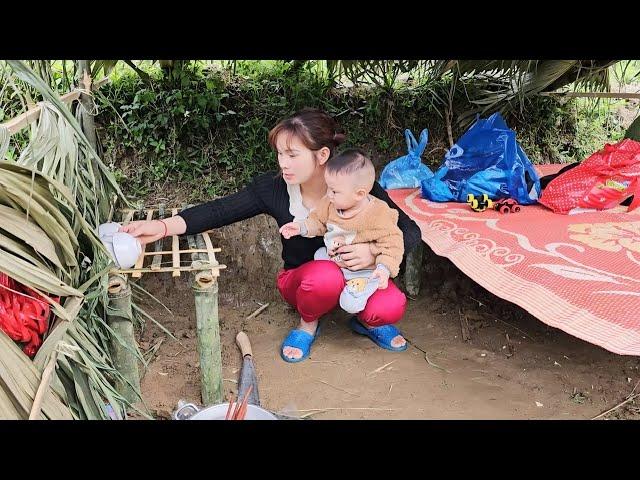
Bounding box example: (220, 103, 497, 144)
(132, 254, 640, 421)
(130, 88, 640, 420)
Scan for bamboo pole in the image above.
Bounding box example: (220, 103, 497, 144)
(150, 203, 165, 270)
(111, 264, 225, 275)
(185, 197, 222, 404)
(131, 209, 153, 278)
(28, 351, 59, 420)
(144, 248, 218, 256)
(171, 208, 180, 277)
(106, 274, 141, 403)
(3, 91, 80, 135)
(77, 61, 98, 153)
(2, 73, 108, 136)
(193, 271, 223, 405)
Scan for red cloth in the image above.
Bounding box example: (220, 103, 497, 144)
(540, 139, 640, 214)
(276, 260, 406, 327)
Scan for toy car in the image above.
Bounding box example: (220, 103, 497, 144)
(494, 198, 521, 214)
(467, 193, 493, 212)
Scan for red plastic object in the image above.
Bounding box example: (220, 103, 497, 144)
(0, 272, 58, 357)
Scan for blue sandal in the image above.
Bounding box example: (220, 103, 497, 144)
(349, 317, 408, 352)
(280, 326, 320, 363)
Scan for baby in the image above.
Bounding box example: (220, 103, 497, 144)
(280, 148, 404, 314)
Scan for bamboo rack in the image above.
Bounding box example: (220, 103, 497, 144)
(110, 203, 226, 405)
(111, 205, 226, 279)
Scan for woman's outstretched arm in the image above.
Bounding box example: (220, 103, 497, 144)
(121, 173, 272, 244)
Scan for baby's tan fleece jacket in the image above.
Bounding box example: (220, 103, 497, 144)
(302, 195, 404, 277)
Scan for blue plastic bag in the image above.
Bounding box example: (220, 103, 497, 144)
(379, 129, 433, 189)
(421, 113, 541, 205)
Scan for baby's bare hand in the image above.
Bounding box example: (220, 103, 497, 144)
(279, 222, 301, 239)
(371, 268, 389, 290)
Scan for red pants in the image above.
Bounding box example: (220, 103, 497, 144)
(276, 260, 406, 327)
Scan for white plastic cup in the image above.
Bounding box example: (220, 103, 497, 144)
(97, 222, 121, 239)
(111, 232, 142, 269)
(97, 222, 142, 269)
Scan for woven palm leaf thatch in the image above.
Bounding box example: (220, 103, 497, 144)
(0, 61, 150, 420)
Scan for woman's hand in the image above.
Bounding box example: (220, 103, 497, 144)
(119, 214, 187, 246)
(119, 220, 167, 245)
(335, 243, 376, 271)
(120, 215, 187, 246)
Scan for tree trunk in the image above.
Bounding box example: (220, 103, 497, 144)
(625, 114, 640, 141)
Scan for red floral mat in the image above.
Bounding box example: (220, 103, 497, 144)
(389, 164, 640, 355)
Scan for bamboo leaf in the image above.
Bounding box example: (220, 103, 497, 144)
(0, 330, 73, 419)
(0, 204, 64, 270)
(0, 230, 51, 272)
(6, 60, 129, 208)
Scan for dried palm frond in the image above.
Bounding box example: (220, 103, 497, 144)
(0, 61, 150, 419)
